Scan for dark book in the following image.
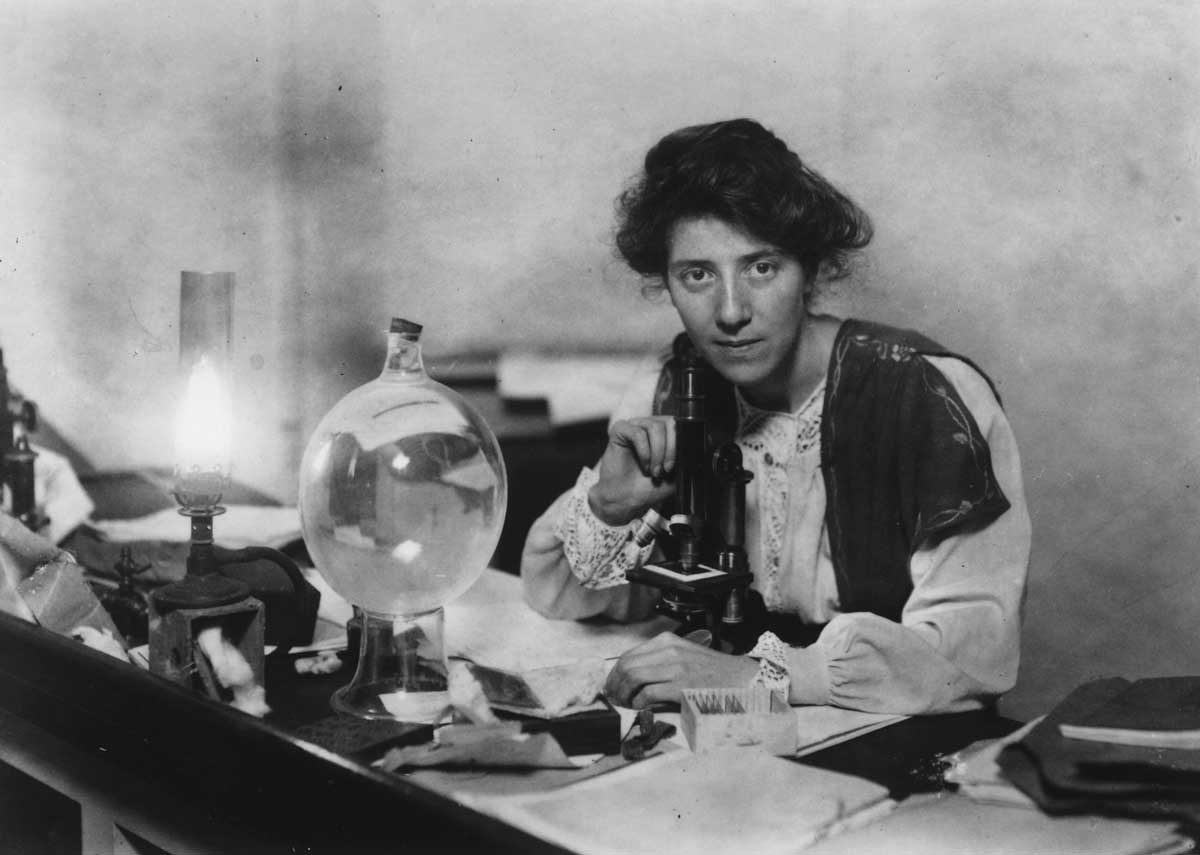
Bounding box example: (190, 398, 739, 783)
(1059, 676, 1200, 749)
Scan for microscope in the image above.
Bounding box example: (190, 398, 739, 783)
(625, 336, 755, 653)
(0, 347, 45, 533)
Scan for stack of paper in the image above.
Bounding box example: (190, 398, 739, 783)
(944, 719, 1040, 807)
(482, 747, 894, 855)
(794, 705, 906, 756)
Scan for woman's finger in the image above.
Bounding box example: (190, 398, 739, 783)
(630, 680, 680, 709)
(606, 631, 761, 707)
(604, 634, 688, 704)
(610, 417, 676, 479)
(633, 630, 679, 650)
(609, 420, 654, 476)
(604, 665, 642, 706)
(605, 657, 660, 705)
(642, 418, 670, 479)
(605, 653, 661, 704)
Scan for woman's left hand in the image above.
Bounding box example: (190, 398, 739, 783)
(604, 632, 760, 708)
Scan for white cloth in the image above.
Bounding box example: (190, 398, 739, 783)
(0, 443, 95, 544)
(520, 352, 1032, 715)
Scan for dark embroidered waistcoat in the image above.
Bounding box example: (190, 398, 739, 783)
(654, 319, 1011, 630)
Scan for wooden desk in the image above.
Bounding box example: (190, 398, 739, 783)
(4, 462, 1016, 853)
(0, 583, 560, 855)
(0, 561, 1018, 855)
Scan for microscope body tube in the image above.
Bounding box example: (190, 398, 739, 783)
(713, 443, 750, 570)
(0, 350, 11, 465)
(670, 347, 707, 571)
(713, 442, 753, 625)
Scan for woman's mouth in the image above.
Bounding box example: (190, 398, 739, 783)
(713, 338, 762, 357)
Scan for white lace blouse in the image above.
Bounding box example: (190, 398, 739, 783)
(520, 353, 1031, 715)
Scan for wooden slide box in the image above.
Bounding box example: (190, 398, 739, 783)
(681, 687, 797, 756)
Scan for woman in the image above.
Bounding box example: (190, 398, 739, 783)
(521, 119, 1030, 715)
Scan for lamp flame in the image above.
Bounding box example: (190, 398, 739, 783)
(174, 356, 232, 510)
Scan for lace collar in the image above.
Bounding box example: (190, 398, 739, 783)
(735, 380, 826, 462)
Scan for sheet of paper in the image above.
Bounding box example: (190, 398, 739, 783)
(793, 705, 907, 756)
(480, 747, 893, 855)
(445, 570, 676, 670)
(92, 504, 302, 549)
(376, 723, 587, 771)
(944, 718, 1040, 807)
(803, 791, 1190, 855)
(408, 747, 664, 802)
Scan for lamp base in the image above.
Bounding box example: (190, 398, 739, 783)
(332, 607, 449, 723)
(147, 596, 265, 696)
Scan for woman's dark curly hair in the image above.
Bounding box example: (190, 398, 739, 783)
(615, 119, 873, 286)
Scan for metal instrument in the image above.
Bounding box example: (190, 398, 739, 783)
(625, 337, 754, 652)
(0, 346, 45, 531)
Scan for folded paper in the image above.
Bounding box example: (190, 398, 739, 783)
(375, 722, 586, 771)
(17, 559, 127, 650)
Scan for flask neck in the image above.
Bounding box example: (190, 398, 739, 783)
(382, 331, 426, 380)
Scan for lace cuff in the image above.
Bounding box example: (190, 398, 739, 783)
(553, 467, 652, 590)
(747, 631, 791, 700)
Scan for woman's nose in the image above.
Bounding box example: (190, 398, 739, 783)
(715, 281, 751, 331)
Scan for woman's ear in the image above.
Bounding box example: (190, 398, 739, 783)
(662, 275, 677, 307)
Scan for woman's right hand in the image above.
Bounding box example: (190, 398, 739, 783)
(588, 416, 677, 525)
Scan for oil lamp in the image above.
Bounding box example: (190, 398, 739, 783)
(148, 272, 317, 696)
(168, 271, 244, 599)
(298, 318, 507, 722)
(147, 271, 263, 691)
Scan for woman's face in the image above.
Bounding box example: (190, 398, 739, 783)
(664, 215, 811, 407)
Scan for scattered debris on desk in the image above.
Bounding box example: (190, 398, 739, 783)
(293, 649, 343, 676)
(468, 657, 609, 718)
(69, 625, 129, 661)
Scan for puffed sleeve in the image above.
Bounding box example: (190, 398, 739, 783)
(785, 356, 1031, 714)
(520, 357, 665, 622)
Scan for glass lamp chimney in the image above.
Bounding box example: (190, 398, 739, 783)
(174, 271, 234, 513)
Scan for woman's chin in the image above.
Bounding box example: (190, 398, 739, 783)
(710, 359, 768, 389)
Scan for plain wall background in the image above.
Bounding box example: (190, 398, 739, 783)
(1, 0, 1197, 719)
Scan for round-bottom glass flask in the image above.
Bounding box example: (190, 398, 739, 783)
(298, 318, 507, 721)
